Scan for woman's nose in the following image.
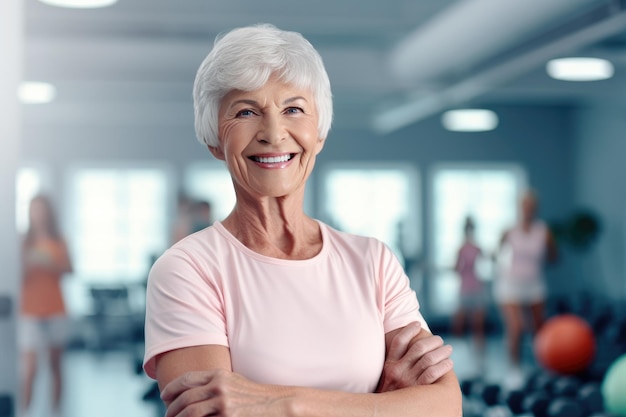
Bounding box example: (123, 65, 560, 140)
(256, 113, 287, 144)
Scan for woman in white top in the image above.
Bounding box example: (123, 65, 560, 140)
(495, 189, 558, 372)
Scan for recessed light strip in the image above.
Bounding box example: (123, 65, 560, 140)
(18, 82, 56, 104)
(546, 57, 614, 81)
(441, 109, 499, 132)
(38, 0, 118, 8)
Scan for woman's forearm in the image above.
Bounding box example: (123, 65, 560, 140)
(288, 372, 461, 417)
(162, 369, 459, 417)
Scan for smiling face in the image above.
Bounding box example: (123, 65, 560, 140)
(211, 77, 325, 200)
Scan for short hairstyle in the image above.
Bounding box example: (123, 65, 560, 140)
(193, 23, 333, 148)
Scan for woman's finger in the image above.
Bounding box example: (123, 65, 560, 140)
(167, 396, 219, 417)
(387, 322, 422, 361)
(401, 334, 446, 365)
(164, 383, 216, 417)
(415, 358, 454, 385)
(161, 370, 216, 403)
(409, 344, 454, 378)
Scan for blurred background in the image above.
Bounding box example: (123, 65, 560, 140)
(2, 0, 626, 416)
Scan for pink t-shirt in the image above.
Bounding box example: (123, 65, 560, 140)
(455, 242, 482, 293)
(143, 221, 427, 393)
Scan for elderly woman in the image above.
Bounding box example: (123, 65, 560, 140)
(144, 24, 461, 417)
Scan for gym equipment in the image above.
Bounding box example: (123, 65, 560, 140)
(602, 353, 626, 416)
(481, 383, 501, 406)
(547, 397, 584, 417)
(523, 391, 551, 417)
(578, 382, 606, 415)
(550, 375, 581, 397)
(525, 369, 554, 392)
(461, 379, 502, 405)
(505, 389, 526, 414)
(462, 365, 614, 417)
(534, 314, 596, 374)
(484, 404, 513, 417)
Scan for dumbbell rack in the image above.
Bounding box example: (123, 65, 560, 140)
(461, 368, 619, 417)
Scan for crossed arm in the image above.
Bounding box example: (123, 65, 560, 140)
(155, 322, 462, 417)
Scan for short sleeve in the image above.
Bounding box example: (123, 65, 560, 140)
(378, 243, 429, 334)
(143, 248, 228, 379)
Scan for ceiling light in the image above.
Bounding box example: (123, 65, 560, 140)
(38, 0, 118, 8)
(546, 57, 614, 81)
(18, 82, 56, 104)
(441, 109, 498, 132)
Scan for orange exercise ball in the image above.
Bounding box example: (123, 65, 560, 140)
(534, 314, 596, 375)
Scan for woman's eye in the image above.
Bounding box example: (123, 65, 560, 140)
(236, 109, 255, 117)
(285, 107, 303, 114)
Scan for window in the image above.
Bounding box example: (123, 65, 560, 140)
(185, 163, 237, 222)
(320, 163, 421, 282)
(67, 165, 171, 284)
(430, 164, 526, 315)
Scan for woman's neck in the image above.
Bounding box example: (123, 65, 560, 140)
(221, 195, 321, 260)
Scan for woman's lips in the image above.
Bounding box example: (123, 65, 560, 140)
(249, 153, 296, 168)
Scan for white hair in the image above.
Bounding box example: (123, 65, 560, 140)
(193, 23, 333, 148)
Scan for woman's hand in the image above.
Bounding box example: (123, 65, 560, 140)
(161, 369, 293, 417)
(376, 322, 454, 392)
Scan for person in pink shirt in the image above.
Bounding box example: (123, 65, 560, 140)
(144, 23, 461, 417)
(451, 216, 487, 358)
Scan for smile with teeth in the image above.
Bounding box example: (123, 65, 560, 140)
(250, 153, 295, 163)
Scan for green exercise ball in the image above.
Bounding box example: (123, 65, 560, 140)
(602, 353, 626, 416)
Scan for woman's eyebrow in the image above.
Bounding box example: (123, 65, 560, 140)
(229, 96, 308, 109)
(283, 96, 307, 105)
(229, 99, 258, 108)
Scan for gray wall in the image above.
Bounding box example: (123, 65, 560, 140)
(573, 104, 626, 302)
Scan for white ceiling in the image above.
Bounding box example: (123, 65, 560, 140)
(22, 0, 626, 133)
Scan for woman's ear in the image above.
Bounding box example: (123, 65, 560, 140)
(208, 145, 226, 160)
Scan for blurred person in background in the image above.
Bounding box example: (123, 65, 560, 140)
(494, 189, 558, 386)
(20, 194, 73, 417)
(451, 216, 488, 366)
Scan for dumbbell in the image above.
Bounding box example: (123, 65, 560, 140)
(546, 397, 584, 417)
(522, 391, 551, 417)
(460, 378, 502, 406)
(550, 375, 581, 397)
(460, 378, 488, 417)
(524, 369, 555, 393)
(577, 382, 605, 415)
(505, 389, 526, 415)
(520, 389, 604, 417)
